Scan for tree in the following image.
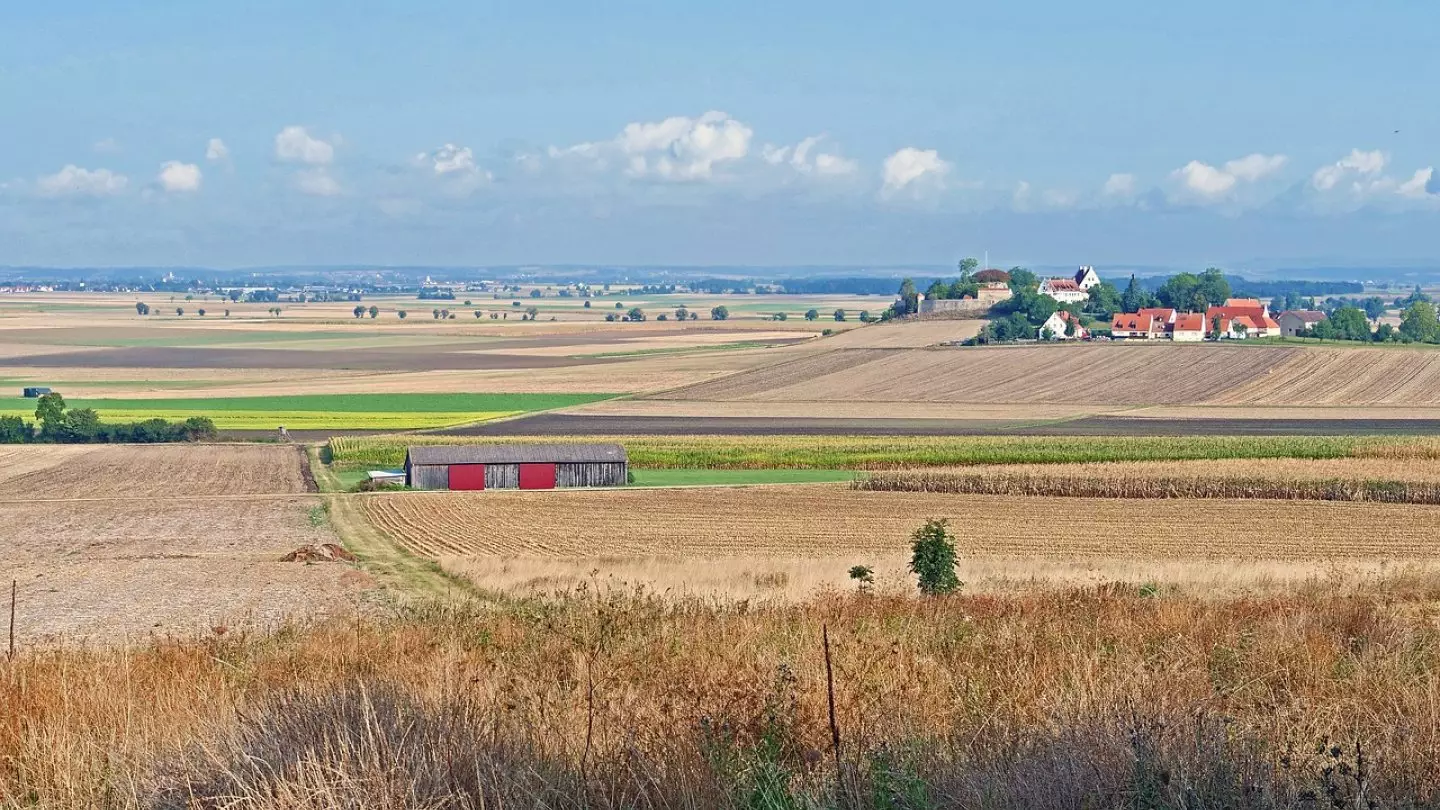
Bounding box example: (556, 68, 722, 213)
(398, 310, 408, 319)
(1361, 297, 1387, 322)
(848, 565, 875, 593)
(353, 305, 365, 318)
(432, 309, 441, 319)
(526, 306, 540, 319)
(772, 312, 788, 321)
(1195, 268, 1230, 310)
(957, 257, 979, 279)
(583, 300, 592, 309)
(1400, 301, 1440, 343)
(197, 308, 206, 317)
(473, 310, 483, 318)
(657, 314, 669, 321)
(1328, 307, 1371, 341)
(859, 311, 874, 323)
(224, 309, 230, 317)
(804, 309, 819, 321)
(615, 302, 625, 309)
(463, 300, 472, 306)
(604, 313, 617, 322)
(0, 415, 31, 444)
(897, 278, 919, 315)
(1120, 275, 1151, 313)
(833, 309, 847, 321)
(1155, 272, 1201, 311)
(530, 289, 542, 298)
(711, 306, 730, 321)
(627, 307, 646, 321)
(909, 518, 960, 596)
(1085, 281, 1121, 318)
(369, 305, 379, 318)
(1007, 267, 1038, 291)
(675, 306, 690, 321)
(1212, 315, 1224, 339)
(135, 302, 149, 316)
(175, 307, 184, 316)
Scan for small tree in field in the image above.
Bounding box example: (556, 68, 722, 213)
(848, 565, 875, 593)
(368, 305, 379, 318)
(909, 518, 960, 596)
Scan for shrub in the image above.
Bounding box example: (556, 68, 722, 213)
(909, 518, 960, 596)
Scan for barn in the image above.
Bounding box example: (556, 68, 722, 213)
(404, 443, 628, 491)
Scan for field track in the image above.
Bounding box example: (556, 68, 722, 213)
(361, 486, 1440, 560)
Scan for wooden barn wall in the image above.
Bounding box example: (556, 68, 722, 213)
(557, 462, 627, 488)
(485, 464, 521, 489)
(409, 464, 450, 490)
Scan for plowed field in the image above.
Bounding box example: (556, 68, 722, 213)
(658, 345, 1298, 404)
(657, 344, 1440, 407)
(361, 486, 1440, 560)
(0, 444, 312, 499)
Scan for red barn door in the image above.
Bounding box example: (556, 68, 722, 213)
(519, 463, 557, 490)
(448, 464, 486, 490)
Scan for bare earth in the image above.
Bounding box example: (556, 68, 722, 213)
(2, 444, 374, 644)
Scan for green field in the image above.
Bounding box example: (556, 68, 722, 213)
(327, 433, 1405, 471)
(0, 393, 617, 431)
(629, 468, 857, 486)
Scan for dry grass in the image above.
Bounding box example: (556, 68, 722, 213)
(6, 585, 1440, 807)
(361, 486, 1440, 560)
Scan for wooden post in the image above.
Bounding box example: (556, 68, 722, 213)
(8, 579, 15, 661)
(823, 624, 842, 782)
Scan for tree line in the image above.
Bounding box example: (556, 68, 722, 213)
(0, 393, 218, 444)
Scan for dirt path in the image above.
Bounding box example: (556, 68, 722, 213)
(305, 446, 468, 600)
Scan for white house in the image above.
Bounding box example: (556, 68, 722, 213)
(1074, 265, 1101, 290)
(1039, 310, 1088, 340)
(1039, 266, 1102, 304)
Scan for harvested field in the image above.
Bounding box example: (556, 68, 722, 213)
(0, 444, 312, 499)
(361, 486, 1440, 560)
(1214, 347, 1440, 405)
(813, 319, 985, 348)
(657, 344, 1300, 404)
(4, 444, 373, 642)
(858, 457, 1440, 503)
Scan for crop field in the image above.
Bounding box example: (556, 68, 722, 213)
(0, 392, 612, 430)
(858, 456, 1440, 504)
(656, 343, 1440, 407)
(361, 485, 1440, 560)
(5, 443, 372, 642)
(328, 432, 1410, 471)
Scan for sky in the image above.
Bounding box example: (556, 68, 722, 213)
(1, 0, 1437, 270)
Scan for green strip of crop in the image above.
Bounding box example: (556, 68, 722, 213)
(327, 434, 1419, 472)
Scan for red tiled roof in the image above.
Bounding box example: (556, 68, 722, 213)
(1172, 313, 1205, 331)
(1225, 298, 1263, 308)
(1137, 307, 1176, 321)
(1042, 279, 1082, 291)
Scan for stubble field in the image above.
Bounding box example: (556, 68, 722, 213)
(3, 444, 373, 642)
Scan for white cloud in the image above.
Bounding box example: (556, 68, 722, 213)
(1173, 153, 1285, 198)
(206, 138, 229, 161)
(1398, 167, 1437, 199)
(294, 168, 341, 196)
(1312, 149, 1387, 191)
(157, 161, 202, 192)
(275, 126, 335, 165)
(36, 165, 128, 197)
(1102, 173, 1137, 196)
(552, 111, 752, 181)
(1224, 153, 1287, 182)
(761, 134, 858, 177)
(416, 143, 485, 177)
(881, 147, 950, 195)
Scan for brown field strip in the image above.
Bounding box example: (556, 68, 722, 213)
(361, 486, 1440, 561)
(1212, 347, 1440, 405)
(6, 444, 372, 643)
(656, 344, 1300, 404)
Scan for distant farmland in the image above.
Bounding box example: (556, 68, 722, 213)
(0, 392, 616, 430)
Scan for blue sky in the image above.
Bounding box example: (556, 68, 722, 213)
(1, 1, 1437, 269)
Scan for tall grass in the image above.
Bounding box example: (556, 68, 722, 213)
(328, 433, 1402, 471)
(6, 584, 1440, 807)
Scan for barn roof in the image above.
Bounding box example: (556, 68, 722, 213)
(406, 443, 628, 466)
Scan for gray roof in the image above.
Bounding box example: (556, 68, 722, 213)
(406, 443, 627, 466)
(1279, 310, 1328, 323)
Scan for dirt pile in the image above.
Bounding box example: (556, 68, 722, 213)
(281, 543, 357, 563)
